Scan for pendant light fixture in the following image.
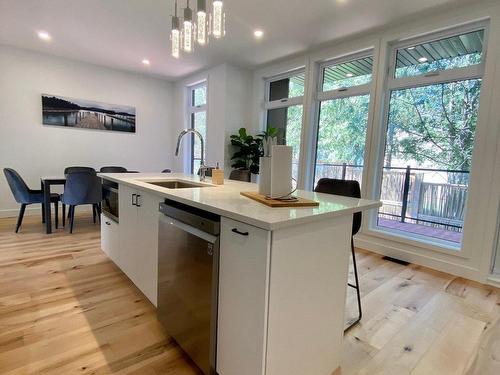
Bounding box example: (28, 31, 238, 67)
(196, 0, 208, 45)
(171, 0, 226, 58)
(182, 0, 194, 53)
(170, 0, 181, 58)
(212, 1, 225, 39)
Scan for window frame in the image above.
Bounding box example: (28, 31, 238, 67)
(312, 50, 375, 186)
(317, 50, 374, 101)
(368, 21, 489, 251)
(187, 81, 207, 174)
(263, 68, 307, 184)
(264, 68, 306, 110)
(387, 22, 487, 90)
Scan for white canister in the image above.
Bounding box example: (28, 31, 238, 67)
(258, 157, 272, 196)
(270, 145, 293, 199)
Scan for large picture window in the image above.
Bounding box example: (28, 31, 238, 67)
(187, 83, 207, 174)
(314, 54, 373, 186)
(376, 27, 486, 246)
(264, 71, 305, 182)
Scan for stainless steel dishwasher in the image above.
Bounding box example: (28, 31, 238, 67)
(158, 200, 220, 375)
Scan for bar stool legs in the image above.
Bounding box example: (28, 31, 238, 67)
(345, 236, 362, 332)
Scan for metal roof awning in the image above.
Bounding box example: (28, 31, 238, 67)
(323, 56, 374, 83)
(395, 29, 484, 68)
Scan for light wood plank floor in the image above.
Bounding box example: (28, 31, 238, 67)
(0, 214, 499, 374)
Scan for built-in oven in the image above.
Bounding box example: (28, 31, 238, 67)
(101, 180, 119, 222)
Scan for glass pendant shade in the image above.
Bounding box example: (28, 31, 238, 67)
(171, 28, 180, 58)
(212, 1, 224, 39)
(183, 3, 194, 52)
(196, 0, 207, 45)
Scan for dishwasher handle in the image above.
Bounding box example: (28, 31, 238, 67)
(161, 215, 219, 244)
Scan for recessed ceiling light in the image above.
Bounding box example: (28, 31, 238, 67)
(37, 31, 51, 41)
(418, 57, 428, 63)
(345, 73, 354, 77)
(254, 30, 264, 39)
(142, 59, 150, 66)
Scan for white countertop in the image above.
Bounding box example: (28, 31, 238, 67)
(99, 173, 381, 230)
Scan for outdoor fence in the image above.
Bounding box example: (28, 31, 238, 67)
(315, 163, 469, 233)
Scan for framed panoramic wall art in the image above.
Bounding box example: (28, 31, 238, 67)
(41, 94, 136, 133)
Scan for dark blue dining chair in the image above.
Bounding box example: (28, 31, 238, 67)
(3, 168, 60, 233)
(100, 166, 127, 173)
(63, 166, 97, 223)
(61, 171, 102, 233)
(64, 166, 95, 175)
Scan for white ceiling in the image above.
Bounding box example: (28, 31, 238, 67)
(0, 0, 478, 80)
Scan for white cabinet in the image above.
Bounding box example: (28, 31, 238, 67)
(118, 184, 163, 306)
(217, 215, 351, 375)
(217, 217, 271, 375)
(101, 214, 119, 263)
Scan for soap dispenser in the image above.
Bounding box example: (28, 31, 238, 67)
(212, 163, 224, 185)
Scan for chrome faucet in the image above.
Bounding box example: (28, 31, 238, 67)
(175, 129, 209, 181)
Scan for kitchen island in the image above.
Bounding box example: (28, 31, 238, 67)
(99, 173, 381, 375)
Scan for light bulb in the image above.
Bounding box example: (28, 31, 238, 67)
(197, 11, 207, 45)
(212, 1, 224, 39)
(171, 29, 180, 58)
(254, 30, 264, 39)
(183, 20, 193, 52)
(37, 31, 51, 41)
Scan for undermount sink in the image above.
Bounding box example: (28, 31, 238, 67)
(142, 180, 214, 189)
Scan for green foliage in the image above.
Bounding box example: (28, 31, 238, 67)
(386, 79, 481, 173)
(316, 55, 481, 185)
(316, 95, 369, 165)
(230, 128, 262, 174)
(258, 126, 279, 140)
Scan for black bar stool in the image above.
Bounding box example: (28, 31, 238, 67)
(314, 178, 362, 332)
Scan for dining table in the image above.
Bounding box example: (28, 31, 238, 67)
(40, 176, 66, 234)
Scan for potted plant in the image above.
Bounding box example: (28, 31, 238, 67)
(230, 128, 262, 178)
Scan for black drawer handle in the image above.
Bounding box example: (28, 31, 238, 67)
(232, 228, 249, 236)
(105, 221, 111, 226)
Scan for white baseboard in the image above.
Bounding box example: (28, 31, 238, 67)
(487, 275, 500, 288)
(0, 205, 92, 219)
(355, 234, 484, 283)
(0, 206, 41, 218)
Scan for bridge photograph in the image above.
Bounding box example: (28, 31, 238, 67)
(41, 94, 136, 133)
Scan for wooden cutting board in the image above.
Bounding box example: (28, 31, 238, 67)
(240, 191, 319, 208)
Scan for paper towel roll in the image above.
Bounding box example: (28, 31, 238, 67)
(270, 145, 293, 199)
(258, 157, 272, 196)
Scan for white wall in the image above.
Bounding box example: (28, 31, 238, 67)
(0, 45, 174, 217)
(172, 63, 252, 175)
(251, 0, 500, 284)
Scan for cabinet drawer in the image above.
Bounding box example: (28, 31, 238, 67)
(101, 214, 119, 263)
(217, 218, 271, 375)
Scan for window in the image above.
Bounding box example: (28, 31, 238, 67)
(314, 54, 373, 186)
(265, 71, 305, 182)
(188, 83, 207, 174)
(376, 26, 486, 246)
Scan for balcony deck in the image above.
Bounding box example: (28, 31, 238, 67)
(377, 217, 462, 244)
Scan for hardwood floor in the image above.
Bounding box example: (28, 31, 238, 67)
(0, 214, 499, 374)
